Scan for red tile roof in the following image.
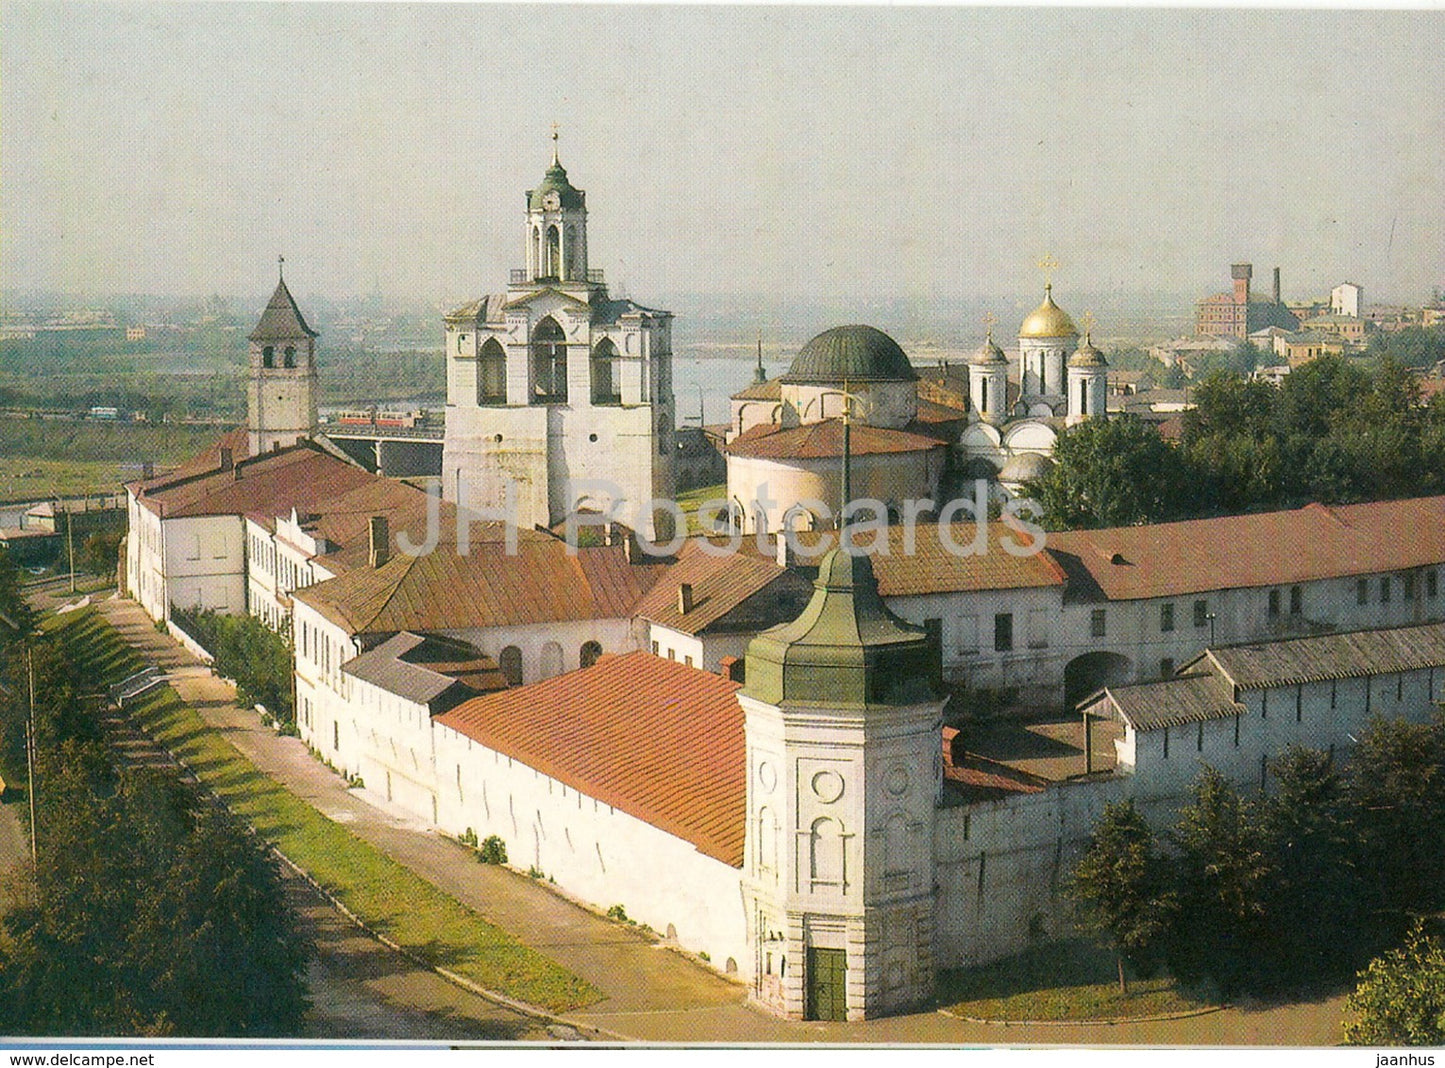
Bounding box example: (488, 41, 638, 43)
(1046, 495, 1445, 602)
(436, 652, 746, 867)
(726, 418, 949, 460)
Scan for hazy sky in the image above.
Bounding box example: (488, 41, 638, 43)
(4, 4, 1443, 309)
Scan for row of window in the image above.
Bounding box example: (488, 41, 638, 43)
(460, 322, 636, 407)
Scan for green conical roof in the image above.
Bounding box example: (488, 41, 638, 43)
(742, 549, 940, 708)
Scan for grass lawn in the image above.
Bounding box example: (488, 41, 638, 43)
(937, 939, 1216, 1022)
(676, 483, 728, 536)
(0, 456, 132, 500)
(45, 609, 600, 1015)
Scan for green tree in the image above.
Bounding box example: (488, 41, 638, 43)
(1024, 415, 1191, 530)
(1344, 921, 1445, 1046)
(78, 531, 124, 579)
(1068, 800, 1176, 991)
(1346, 714, 1445, 921)
(1166, 768, 1274, 993)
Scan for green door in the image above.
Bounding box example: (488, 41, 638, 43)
(806, 947, 847, 1021)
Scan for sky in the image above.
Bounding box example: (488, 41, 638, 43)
(4, 4, 1444, 312)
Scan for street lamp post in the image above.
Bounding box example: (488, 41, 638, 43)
(1206, 611, 1217, 647)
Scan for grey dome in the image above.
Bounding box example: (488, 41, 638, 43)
(999, 452, 1055, 482)
(780, 325, 918, 383)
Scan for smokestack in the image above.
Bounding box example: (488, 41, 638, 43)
(368, 516, 389, 569)
(218, 447, 233, 472)
(1273, 267, 1281, 305)
(718, 655, 745, 683)
(678, 583, 695, 615)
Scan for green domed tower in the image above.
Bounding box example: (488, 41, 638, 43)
(739, 548, 946, 1021)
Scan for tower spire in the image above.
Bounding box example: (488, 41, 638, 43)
(551, 121, 560, 166)
(278, 254, 285, 282)
(839, 378, 852, 531)
(754, 334, 767, 384)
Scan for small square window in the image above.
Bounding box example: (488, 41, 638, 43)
(1090, 608, 1107, 639)
(1404, 573, 1417, 601)
(1289, 586, 1302, 615)
(1268, 589, 1280, 617)
(1357, 578, 1369, 605)
(1193, 600, 1208, 628)
(1160, 603, 1175, 633)
(1160, 658, 1174, 678)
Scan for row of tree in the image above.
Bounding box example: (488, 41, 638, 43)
(0, 600, 311, 1035)
(1029, 356, 1445, 528)
(169, 607, 295, 730)
(1070, 715, 1445, 1038)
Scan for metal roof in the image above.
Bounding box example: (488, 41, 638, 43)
(1084, 673, 1244, 733)
(249, 278, 319, 342)
(1202, 620, 1445, 690)
(633, 539, 812, 636)
(343, 632, 504, 710)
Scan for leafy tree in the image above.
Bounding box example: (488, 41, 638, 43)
(1255, 747, 1372, 986)
(1344, 921, 1445, 1046)
(1025, 415, 1190, 530)
(78, 531, 124, 579)
(1068, 800, 1176, 991)
(0, 547, 30, 635)
(1165, 768, 1274, 993)
(170, 608, 294, 727)
(1346, 714, 1445, 921)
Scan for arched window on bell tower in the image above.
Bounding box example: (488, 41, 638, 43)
(478, 338, 507, 406)
(545, 225, 561, 280)
(590, 339, 622, 405)
(531, 317, 568, 404)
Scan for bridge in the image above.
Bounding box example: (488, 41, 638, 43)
(321, 424, 445, 479)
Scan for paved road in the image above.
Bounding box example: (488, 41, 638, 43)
(92, 594, 1349, 1045)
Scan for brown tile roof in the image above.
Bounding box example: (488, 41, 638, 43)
(634, 538, 813, 636)
(436, 652, 746, 867)
(295, 538, 666, 638)
(1084, 673, 1244, 733)
(138, 426, 250, 486)
(869, 523, 1066, 596)
(1046, 496, 1445, 602)
(915, 397, 969, 423)
(725, 418, 949, 460)
(731, 378, 782, 402)
(131, 440, 523, 577)
(1201, 620, 1445, 690)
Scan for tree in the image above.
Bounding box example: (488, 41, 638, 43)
(1344, 921, 1445, 1046)
(1165, 768, 1274, 993)
(1025, 415, 1191, 530)
(78, 531, 123, 579)
(1068, 800, 1175, 992)
(1255, 747, 1372, 986)
(1346, 714, 1445, 921)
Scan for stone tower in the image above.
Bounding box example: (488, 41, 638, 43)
(247, 265, 319, 455)
(1066, 331, 1109, 426)
(967, 331, 1009, 424)
(441, 138, 675, 538)
(739, 549, 947, 1021)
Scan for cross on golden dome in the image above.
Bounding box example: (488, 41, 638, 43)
(1036, 253, 1061, 287)
(1081, 311, 1097, 335)
(982, 311, 997, 338)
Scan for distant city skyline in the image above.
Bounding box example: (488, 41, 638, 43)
(4, 4, 1443, 311)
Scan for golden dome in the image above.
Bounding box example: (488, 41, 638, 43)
(1019, 284, 1079, 339)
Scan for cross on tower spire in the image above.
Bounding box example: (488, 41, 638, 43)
(551, 122, 561, 165)
(1036, 253, 1060, 292)
(982, 310, 997, 340)
(278, 254, 285, 281)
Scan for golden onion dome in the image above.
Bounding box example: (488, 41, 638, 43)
(1019, 284, 1079, 339)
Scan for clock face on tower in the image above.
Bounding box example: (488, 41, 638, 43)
(542, 192, 561, 210)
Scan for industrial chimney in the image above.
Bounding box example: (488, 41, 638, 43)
(678, 582, 695, 615)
